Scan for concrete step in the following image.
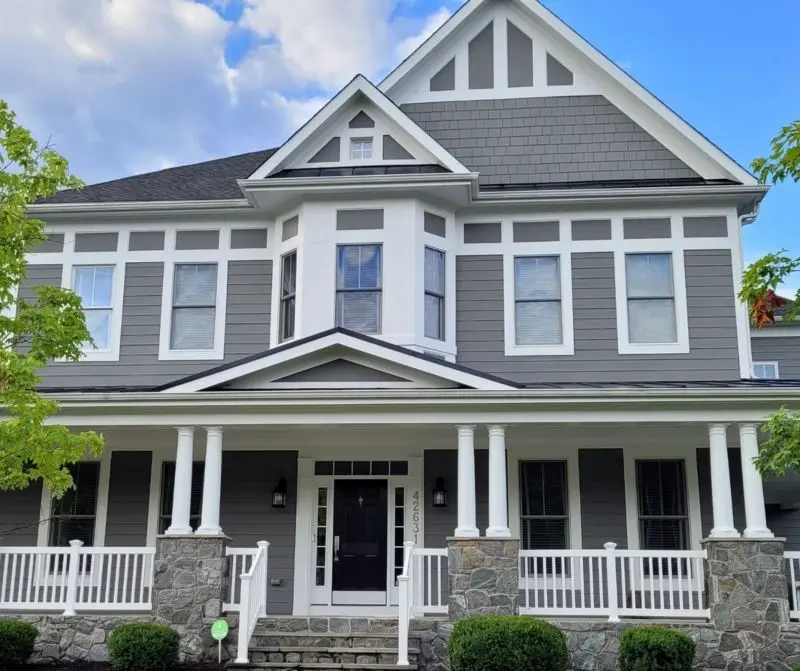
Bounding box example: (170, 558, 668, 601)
(248, 646, 418, 665)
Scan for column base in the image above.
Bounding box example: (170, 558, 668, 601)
(453, 527, 480, 538)
(195, 526, 224, 536)
(708, 527, 740, 539)
(744, 528, 775, 538)
(485, 527, 511, 538)
(165, 527, 194, 536)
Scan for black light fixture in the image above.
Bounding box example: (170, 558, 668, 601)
(272, 478, 288, 508)
(432, 477, 448, 508)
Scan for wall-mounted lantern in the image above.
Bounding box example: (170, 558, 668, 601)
(432, 477, 448, 508)
(272, 477, 288, 508)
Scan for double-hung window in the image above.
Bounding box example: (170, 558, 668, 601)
(171, 264, 218, 351)
(514, 256, 562, 345)
(625, 254, 677, 344)
(49, 462, 100, 547)
(280, 251, 297, 342)
(635, 460, 688, 551)
(519, 461, 569, 575)
(424, 247, 445, 340)
(159, 462, 204, 534)
(350, 138, 373, 160)
(73, 266, 114, 353)
(336, 244, 382, 334)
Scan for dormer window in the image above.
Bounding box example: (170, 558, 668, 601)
(350, 138, 373, 160)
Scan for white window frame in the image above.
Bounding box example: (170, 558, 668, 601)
(159, 258, 227, 361)
(752, 361, 779, 380)
(615, 250, 690, 355)
(503, 251, 574, 356)
(279, 250, 298, 343)
(70, 264, 122, 361)
(424, 246, 446, 341)
(335, 243, 383, 335)
(349, 137, 374, 160)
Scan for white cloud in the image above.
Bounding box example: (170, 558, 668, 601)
(395, 7, 452, 61)
(265, 93, 329, 132)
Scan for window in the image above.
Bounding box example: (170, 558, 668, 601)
(49, 463, 100, 546)
(636, 460, 688, 551)
(280, 251, 297, 342)
(753, 362, 779, 380)
(336, 244, 382, 334)
(519, 461, 568, 550)
(171, 263, 218, 350)
(73, 266, 114, 351)
(350, 138, 373, 160)
(514, 256, 562, 345)
(626, 254, 677, 344)
(424, 247, 445, 340)
(159, 462, 204, 534)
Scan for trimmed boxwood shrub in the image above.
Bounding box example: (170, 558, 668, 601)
(449, 615, 568, 671)
(0, 620, 37, 667)
(108, 623, 179, 671)
(619, 626, 695, 671)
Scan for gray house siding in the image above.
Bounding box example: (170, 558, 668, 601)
(401, 95, 698, 186)
(752, 335, 800, 378)
(0, 483, 43, 547)
(579, 450, 628, 549)
(105, 452, 151, 547)
(25, 260, 272, 389)
(455, 250, 740, 383)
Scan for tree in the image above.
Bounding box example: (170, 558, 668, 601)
(738, 119, 800, 479)
(0, 100, 103, 497)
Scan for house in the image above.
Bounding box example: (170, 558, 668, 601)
(3, 0, 800, 668)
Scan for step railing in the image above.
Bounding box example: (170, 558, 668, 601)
(519, 543, 708, 621)
(785, 552, 800, 620)
(235, 541, 269, 665)
(413, 547, 448, 614)
(224, 547, 258, 611)
(397, 541, 415, 667)
(0, 542, 154, 614)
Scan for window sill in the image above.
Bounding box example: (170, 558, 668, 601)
(76, 350, 120, 363)
(618, 341, 690, 355)
(505, 342, 575, 357)
(158, 349, 225, 362)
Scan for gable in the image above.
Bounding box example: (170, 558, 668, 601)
(381, 0, 754, 185)
(272, 359, 410, 384)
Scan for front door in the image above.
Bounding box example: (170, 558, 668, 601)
(332, 480, 388, 604)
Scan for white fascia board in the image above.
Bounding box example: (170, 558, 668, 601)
(751, 325, 800, 338)
(380, 0, 756, 186)
(163, 331, 515, 393)
(27, 199, 253, 217)
(248, 75, 471, 179)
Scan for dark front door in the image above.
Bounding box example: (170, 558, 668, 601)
(332, 480, 388, 592)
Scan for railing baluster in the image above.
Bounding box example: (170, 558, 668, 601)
(790, 556, 799, 616)
(667, 555, 674, 611)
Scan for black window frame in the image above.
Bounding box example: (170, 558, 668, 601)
(49, 462, 101, 547)
(519, 460, 569, 576)
(159, 461, 205, 534)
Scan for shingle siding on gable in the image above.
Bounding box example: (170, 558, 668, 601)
(455, 250, 739, 383)
(401, 95, 698, 186)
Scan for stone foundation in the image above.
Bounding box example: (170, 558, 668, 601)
(447, 537, 519, 619)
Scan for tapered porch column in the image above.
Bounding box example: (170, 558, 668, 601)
(486, 425, 510, 538)
(197, 427, 224, 536)
(739, 423, 773, 538)
(454, 425, 479, 538)
(166, 427, 195, 535)
(708, 424, 739, 538)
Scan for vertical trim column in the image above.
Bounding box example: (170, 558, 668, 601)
(708, 424, 739, 538)
(486, 425, 510, 538)
(166, 427, 195, 536)
(739, 424, 773, 538)
(455, 425, 479, 538)
(197, 427, 224, 536)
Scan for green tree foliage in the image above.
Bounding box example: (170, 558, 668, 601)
(0, 100, 103, 496)
(752, 120, 800, 185)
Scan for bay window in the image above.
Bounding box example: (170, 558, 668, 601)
(336, 244, 382, 334)
(424, 247, 445, 340)
(280, 251, 297, 342)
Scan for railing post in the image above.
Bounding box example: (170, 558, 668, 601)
(236, 574, 252, 664)
(258, 541, 269, 617)
(398, 574, 409, 666)
(62, 540, 83, 617)
(604, 542, 620, 623)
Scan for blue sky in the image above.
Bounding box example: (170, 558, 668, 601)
(0, 0, 797, 265)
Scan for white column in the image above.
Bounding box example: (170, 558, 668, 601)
(708, 424, 739, 538)
(486, 425, 510, 538)
(454, 425, 479, 538)
(739, 423, 773, 538)
(166, 427, 194, 536)
(197, 427, 224, 536)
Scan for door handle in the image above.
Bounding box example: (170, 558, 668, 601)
(334, 536, 340, 562)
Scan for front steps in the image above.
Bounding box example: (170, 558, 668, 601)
(229, 617, 435, 670)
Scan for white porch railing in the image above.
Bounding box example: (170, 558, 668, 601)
(235, 541, 269, 665)
(397, 541, 416, 667)
(0, 541, 154, 614)
(785, 552, 800, 620)
(224, 548, 259, 612)
(520, 543, 708, 621)
(412, 547, 448, 615)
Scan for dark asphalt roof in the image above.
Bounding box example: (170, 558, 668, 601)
(40, 149, 276, 204)
(269, 164, 450, 178)
(481, 177, 741, 192)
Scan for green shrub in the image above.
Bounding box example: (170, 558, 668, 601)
(619, 626, 695, 671)
(108, 622, 179, 671)
(449, 615, 568, 671)
(0, 620, 37, 667)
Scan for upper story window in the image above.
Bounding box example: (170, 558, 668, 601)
(171, 263, 218, 351)
(73, 266, 114, 352)
(625, 254, 676, 344)
(636, 460, 688, 551)
(753, 362, 779, 380)
(280, 251, 297, 342)
(424, 247, 445, 340)
(350, 138, 373, 160)
(336, 244, 382, 334)
(514, 256, 562, 346)
(50, 462, 100, 547)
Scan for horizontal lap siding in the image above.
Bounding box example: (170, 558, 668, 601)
(28, 261, 272, 388)
(220, 451, 297, 616)
(752, 336, 800, 378)
(456, 251, 740, 383)
(0, 483, 43, 547)
(578, 450, 628, 549)
(697, 448, 746, 538)
(105, 452, 152, 547)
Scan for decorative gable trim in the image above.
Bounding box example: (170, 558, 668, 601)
(161, 328, 518, 393)
(248, 75, 471, 179)
(380, 0, 755, 185)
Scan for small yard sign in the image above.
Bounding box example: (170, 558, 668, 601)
(211, 619, 229, 663)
